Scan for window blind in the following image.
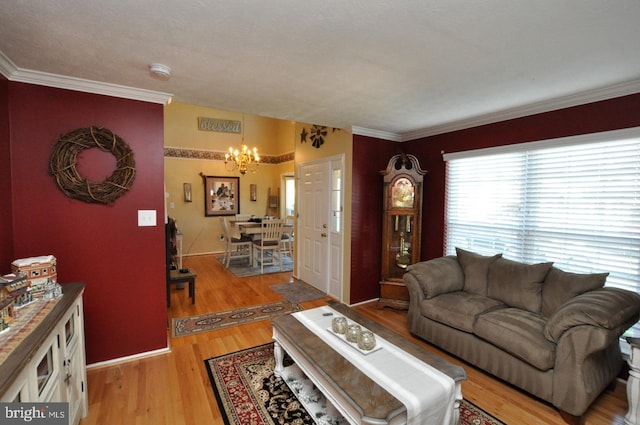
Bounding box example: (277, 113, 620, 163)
(444, 128, 640, 338)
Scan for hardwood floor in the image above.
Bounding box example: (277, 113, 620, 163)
(80, 254, 630, 425)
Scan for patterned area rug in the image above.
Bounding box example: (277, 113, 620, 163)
(205, 343, 506, 425)
(269, 281, 326, 303)
(216, 255, 293, 277)
(172, 302, 302, 337)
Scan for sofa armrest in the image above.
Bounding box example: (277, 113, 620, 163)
(549, 288, 640, 416)
(544, 287, 640, 343)
(404, 256, 464, 299)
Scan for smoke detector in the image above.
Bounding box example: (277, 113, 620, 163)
(149, 63, 171, 81)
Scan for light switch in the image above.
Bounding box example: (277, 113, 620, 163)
(138, 210, 157, 227)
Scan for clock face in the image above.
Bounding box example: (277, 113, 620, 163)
(391, 177, 414, 208)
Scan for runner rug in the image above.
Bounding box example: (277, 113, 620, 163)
(205, 343, 506, 425)
(172, 302, 302, 337)
(269, 281, 326, 303)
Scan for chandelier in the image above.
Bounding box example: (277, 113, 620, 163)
(224, 115, 259, 175)
(225, 144, 259, 175)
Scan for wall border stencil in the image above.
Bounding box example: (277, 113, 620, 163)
(164, 147, 293, 164)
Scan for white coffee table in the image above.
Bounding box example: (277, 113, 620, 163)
(271, 301, 465, 425)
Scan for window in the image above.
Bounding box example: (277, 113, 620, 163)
(283, 175, 295, 217)
(331, 168, 342, 233)
(444, 127, 640, 338)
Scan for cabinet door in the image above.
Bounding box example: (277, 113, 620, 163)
(61, 299, 87, 425)
(35, 332, 62, 402)
(0, 366, 32, 402)
(63, 344, 84, 425)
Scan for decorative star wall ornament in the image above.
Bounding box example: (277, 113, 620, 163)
(310, 125, 328, 149)
(300, 125, 341, 148)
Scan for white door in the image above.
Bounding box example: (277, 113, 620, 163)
(298, 160, 331, 293)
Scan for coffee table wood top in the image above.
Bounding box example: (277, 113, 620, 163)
(271, 301, 465, 423)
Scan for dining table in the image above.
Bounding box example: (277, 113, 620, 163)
(235, 221, 293, 238)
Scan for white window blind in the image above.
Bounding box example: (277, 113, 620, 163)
(444, 128, 640, 337)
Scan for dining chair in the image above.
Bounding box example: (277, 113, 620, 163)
(220, 217, 252, 267)
(234, 214, 252, 223)
(281, 215, 294, 258)
(252, 219, 284, 273)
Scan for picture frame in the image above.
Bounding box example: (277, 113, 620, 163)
(204, 175, 239, 216)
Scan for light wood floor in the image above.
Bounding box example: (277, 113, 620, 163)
(80, 254, 629, 425)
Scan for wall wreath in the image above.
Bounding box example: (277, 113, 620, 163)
(49, 126, 136, 204)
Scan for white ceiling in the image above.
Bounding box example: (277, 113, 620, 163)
(1, 0, 640, 141)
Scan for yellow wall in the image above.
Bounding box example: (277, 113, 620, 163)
(164, 102, 294, 256)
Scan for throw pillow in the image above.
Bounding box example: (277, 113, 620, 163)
(406, 256, 464, 299)
(456, 247, 502, 296)
(487, 257, 553, 313)
(541, 267, 608, 317)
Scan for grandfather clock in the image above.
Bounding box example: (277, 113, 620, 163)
(378, 153, 427, 310)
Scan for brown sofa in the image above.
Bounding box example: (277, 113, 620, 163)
(403, 248, 640, 424)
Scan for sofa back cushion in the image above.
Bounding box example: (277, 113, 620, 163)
(487, 257, 553, 313)
(541, 267, 608, 317)
(456, 248, 502, 296)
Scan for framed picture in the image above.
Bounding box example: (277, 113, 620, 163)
(204, 175, 239, 216)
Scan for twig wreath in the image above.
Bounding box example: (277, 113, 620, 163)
(49, 126, 136, 204)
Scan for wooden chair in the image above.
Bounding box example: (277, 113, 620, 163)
(220, 217, 252, 267)
(281, 215, 294, 258)
(234, 214, 252, 222)
(252, 219, 284, 273)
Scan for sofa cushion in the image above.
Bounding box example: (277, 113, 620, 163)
(406, 256, 464, 299)
(421, 292, 506, 332)
(541, 267, 608, 317)
(456, 248, 502, 296)
(474, 308, 556, 371)
(487, 258, 553, 313)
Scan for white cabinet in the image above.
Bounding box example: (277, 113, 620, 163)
(0, 283, 87, 425)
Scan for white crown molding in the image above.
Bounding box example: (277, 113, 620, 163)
(0, 50, 17, 78)
(3, 50, 638, 137)
(400, 78, 640, 142)
(351, 126, 402, 142)
(0, 50, 172, 104)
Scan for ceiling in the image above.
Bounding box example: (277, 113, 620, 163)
(1, 0, 640, 141)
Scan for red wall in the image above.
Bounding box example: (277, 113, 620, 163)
(0, 77, 13, 267)
(351, 93, 640, 304)
(350, 137, 398, 302)
(7, 82, 167, 364)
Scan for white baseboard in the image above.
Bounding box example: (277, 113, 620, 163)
(87, 345, 170, 370)
(348, 298, 379, 307)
